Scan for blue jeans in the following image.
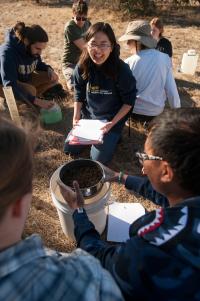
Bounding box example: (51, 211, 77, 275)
(64, 129, 122, 164)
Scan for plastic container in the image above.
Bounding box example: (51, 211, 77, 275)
(180, 49, 199, 75)
(40, 103, 62, 124)
(50, 165, 111, 241)
(59, 159, 105, 198)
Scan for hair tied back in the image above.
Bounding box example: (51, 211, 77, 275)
(14, 21, 26, 33)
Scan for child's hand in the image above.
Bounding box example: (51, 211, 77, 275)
(57, 180, 84, 210)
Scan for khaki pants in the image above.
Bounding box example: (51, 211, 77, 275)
(62, 64, 75, 91)
(0, 71, 57, 100)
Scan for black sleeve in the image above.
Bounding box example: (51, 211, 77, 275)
(73, 65, 87, 102)
(156, 38, 173, 58)
(72, 209, 145, 300)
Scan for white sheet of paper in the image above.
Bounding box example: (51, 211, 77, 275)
(107, 202, 145, 242)
(72, 119, 107, 141)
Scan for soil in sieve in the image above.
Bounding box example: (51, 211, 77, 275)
(61, 165, 103, 188)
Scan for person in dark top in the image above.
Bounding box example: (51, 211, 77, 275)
(150, 17, 173, 58)
(59, 107, 200, 301)
(0, 22, 60, 109)
(64, 22, 136, 164)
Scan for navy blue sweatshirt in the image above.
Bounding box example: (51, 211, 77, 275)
(0, 29, 50, 103)
(73, 176, 200, 301)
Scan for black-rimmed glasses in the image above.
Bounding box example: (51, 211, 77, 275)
(87, 43, 112, 50)
(136, 152, 163, 165)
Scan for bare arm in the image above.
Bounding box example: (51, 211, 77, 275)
(101, 104, 132, 133)
(73, 38, 86, 50)
(73, 101, 83, 126)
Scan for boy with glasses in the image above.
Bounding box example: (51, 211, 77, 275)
(59, 108, 200, 301)
(62, 0, 91, 92)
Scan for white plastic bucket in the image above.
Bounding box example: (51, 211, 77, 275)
(50, 166, 111, 241)
(180, 49, 199, 75)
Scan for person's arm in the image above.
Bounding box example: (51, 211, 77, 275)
(73, 101, 82, 126)
(101, 104, 132, 133)
(35, 56, 50, 72)
(36, 56, 59, 82)
(101, 61, 137, 133)
(165, 66, 181, 108)
(125, 175, 169, 207)
(65, 23, 86, 51)
(73, 38, 86, 50)
(57, 180, 150, 300)
(73, 65, 87, 125)
(101, 165, 169, 207)
(0, 53, 35, 103)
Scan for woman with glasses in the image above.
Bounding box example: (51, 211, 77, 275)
(62, 0, 91, 92)
(64, 22, 136, 164)
(60, 108, 200, 301)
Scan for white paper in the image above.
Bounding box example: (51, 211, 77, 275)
(72, 119, 107, 141)
(107, 202, 145, 242)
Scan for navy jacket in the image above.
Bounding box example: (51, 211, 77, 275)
(0, 29, 50, 103)
(73, 175, 200, 301)
(156, 37, 173, 58)
(73, 61, 136, 132)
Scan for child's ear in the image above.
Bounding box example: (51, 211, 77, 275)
(12, 199, 23, 217)
(161, 161, 174, 183)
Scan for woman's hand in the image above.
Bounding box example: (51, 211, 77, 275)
(57, 180, 84, 210)
(101, 121, 113, 134)
(73, 118, 80, 127)
(34, 98, 54, 109)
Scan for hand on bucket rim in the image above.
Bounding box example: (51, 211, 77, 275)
(57, 179, 84, 210)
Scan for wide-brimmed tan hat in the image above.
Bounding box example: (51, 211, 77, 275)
(118, 20, 157, 49)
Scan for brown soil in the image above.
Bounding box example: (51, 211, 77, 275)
(60, 164, 103, 188)
(0, 1, 200, 252)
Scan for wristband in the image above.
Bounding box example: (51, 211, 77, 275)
(77, 207, 84, 213)
(118, 171, 124, 184)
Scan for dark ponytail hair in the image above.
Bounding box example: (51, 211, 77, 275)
(72, 0, 88, 15)
(78, 22, 120, 80)
(13, 21, 48, 45)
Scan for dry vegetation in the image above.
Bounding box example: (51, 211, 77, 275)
(0, 0, 200, 251)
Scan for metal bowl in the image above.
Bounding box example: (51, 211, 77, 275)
(59, 159, 105, 198)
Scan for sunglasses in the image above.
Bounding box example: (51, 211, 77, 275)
(136, 152, 163, 165)
(75, 16, 87, 21)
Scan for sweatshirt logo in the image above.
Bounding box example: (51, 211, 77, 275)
(18, 61, 37, 75)
(87, 84, 112, 95)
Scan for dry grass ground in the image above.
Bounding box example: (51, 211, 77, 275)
(0, 0, 200, 251)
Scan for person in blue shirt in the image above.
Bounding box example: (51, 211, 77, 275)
(0, 117, 124, 301)
(64, 22, 137, 164)
(0, 22, 60, 109)
(59, 108, 200, 301)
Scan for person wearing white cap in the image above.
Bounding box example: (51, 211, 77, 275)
(119, 20, 180, 123)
